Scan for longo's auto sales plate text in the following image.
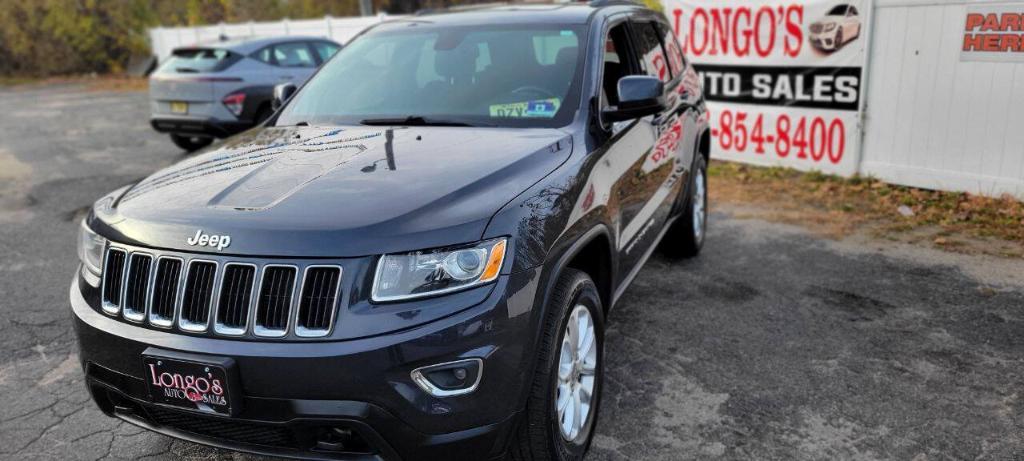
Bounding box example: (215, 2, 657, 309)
(661, 0, 871, 175)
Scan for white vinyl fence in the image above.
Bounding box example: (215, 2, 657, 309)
(861, 0, 1024, 199)
(148, 15, 396, 61)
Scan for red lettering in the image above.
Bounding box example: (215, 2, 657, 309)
(784, 5, 804, 58)
(983, 33, 1000, 51)
(691, 8, 710, 55)
(982, 13, 1000, 32)
(1000, 34, 1021, 51)
(754, 7, 776, 58)
(965, 13, 984, 31)
(710, 8, 732, 56)
(963, 33, 983, 51)
(733, 7, 752, 56)
(1000, 13, 1021, 32)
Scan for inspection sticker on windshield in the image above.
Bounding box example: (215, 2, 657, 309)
(489, 98, 561, 118)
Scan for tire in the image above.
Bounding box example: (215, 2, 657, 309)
(509, 268, 604, 461)
(836, 29, 844, 49)
(660, 153, 707, 259)
(169, 133, 213, 152)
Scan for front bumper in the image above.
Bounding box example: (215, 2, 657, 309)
(809, 31, 837, 50)
(71, 267, 542, 460)
(150, 115, 250, 138)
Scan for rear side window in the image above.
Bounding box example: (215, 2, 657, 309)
(160, 48, 240, 73)
(252, 42, 318, 68)
(313, 42, 341, 62)
(632, 22, 671, 82)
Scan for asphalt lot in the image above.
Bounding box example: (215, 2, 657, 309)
(1, 84, 1022, 460)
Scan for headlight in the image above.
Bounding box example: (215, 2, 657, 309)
(372, 238, 507, 302)
(824, 23, 837, 31)
(77, 220, 106, 277)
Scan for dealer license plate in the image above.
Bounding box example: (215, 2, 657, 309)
(143, 355, 232, 415)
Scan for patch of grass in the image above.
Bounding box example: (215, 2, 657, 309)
(708, 161, 1024, 257)
(0, 74, 147, 92)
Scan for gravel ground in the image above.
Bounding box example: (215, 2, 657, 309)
(0, 84, 1022, 460)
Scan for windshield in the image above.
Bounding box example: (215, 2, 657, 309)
(827, 5, 849, 15)
(276, 23, 585, 128)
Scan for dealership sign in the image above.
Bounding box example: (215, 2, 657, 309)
(661, 0, 871, 175)
(961, 4, 1024, 62)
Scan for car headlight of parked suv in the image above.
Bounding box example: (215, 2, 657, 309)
(77, 220, 106, 284)
(824, 22, 837, 31)
(372, 238, 506, 302)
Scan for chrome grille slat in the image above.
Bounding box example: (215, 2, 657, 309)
(215, 264, 256, 335)
(122, 253, 153, 322)
(255, 266, 296, 337)
(101, 249, 127, 315)
(98, 245, 341, 339)
(179, 260, 217, 332)
(150, 257, 182, 327)
(296, 266, 342, 337)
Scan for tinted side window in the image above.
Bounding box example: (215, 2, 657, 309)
(253, 46, 273, 65)
(313, 42, 341, 62)
(632, 22, 671, 82)
(655, 22, 684, 78)
(274, 42, 317, 68)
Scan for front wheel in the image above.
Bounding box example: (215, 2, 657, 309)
(660, 153, 707, 258)
(509, 268, 604, 461)
(169, 133, 213, 152)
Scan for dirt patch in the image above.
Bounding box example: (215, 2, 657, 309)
(708, 161, 1024, 259)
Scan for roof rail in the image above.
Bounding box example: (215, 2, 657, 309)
(415, 2, 511, 15)
(589, 0, 642, 7)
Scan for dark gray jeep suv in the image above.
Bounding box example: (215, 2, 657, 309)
(72, 2, 709, 460)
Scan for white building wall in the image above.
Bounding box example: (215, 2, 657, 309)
(861, 0, 1024, 199)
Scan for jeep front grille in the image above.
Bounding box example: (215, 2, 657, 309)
(99, 246, 343, 339)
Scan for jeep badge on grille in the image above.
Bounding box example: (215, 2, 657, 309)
(187, 230, 231, 251)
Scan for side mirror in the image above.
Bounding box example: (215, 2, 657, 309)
(272, 82, 297, 111)
(603, 75, 666, 123)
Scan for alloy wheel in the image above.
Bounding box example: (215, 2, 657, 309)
(556, 304, 598, 442)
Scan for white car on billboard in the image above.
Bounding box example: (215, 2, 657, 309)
(809, 4, 862, 51)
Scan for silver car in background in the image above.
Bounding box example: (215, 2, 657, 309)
(149, 36, 340, 151)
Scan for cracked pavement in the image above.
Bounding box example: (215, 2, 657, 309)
(1, 84, 1022, 460)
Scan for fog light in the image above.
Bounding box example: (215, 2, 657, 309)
(411, 358, 483, 397)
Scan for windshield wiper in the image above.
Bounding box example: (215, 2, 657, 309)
(359, 116, 480, 127)
(175, 67, 200, 73)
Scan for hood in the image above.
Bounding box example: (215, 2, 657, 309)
(93, 125, 571, 257)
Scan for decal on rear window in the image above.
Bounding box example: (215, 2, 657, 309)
(489, 98, 561, 118)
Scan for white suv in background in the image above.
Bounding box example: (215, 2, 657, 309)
(149, 36, 340, 151)
(809, 4, 861, 52)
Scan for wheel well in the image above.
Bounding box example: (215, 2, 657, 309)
(565, 235, 613, 313)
